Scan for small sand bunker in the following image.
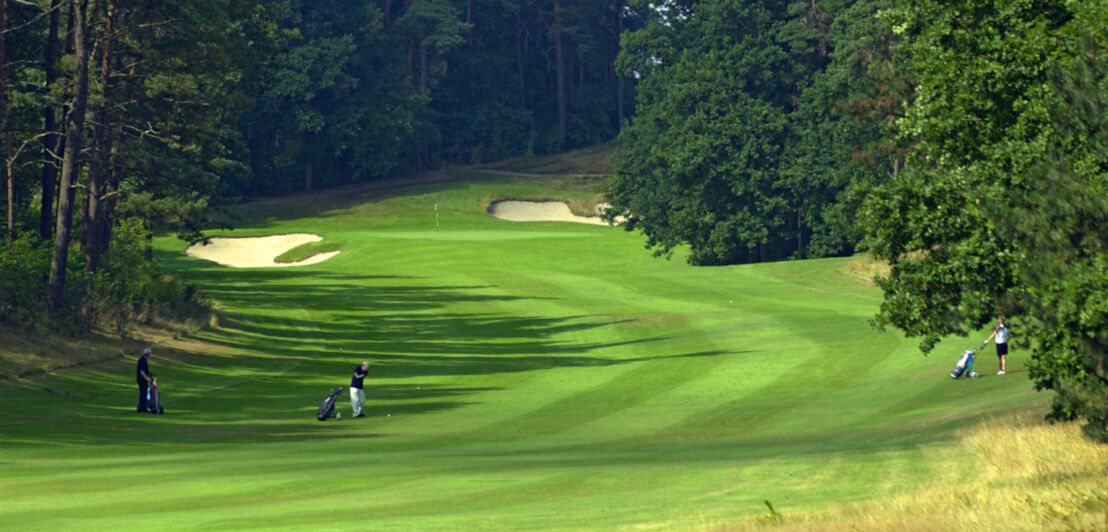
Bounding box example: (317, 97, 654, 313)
(487, 200, 618, 226)
(186, 233, 340, 268)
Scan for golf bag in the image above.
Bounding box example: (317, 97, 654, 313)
(317, 386, 344, 421)
(950, 341, 988, 379)
(147, 376, 165, 414)
(950, 351, 975, 379)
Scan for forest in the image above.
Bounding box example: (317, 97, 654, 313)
(1, 1, 1105, 439)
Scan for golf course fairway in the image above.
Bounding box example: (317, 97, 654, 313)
(0, 175, 1057, 530)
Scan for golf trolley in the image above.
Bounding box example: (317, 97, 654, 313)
(317, 386, 344, 421)
(950, 340, 989, 379)
(147, 375, 165, 414)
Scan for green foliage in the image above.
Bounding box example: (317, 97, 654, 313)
(609, 0, 900, 264)
(0, 221, 207, 335)
(0, 235, 52, 328)
(862, 1, 1108, 441)
(82, 219, 209, 333)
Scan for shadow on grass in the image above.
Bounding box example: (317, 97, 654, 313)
(183, 269, 696, 379)
(1, 266, 744, 446)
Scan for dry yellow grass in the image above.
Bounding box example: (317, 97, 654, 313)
(841, 254, 891, 286)
(0, 315, 214, 381)
(713, 412, 1108, 531)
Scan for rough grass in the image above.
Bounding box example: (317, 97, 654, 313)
(719, 410, 1108, 531)
(841, 254, 891, 286)
(0, 318, 210, 381)
(473, 140, 617, 175)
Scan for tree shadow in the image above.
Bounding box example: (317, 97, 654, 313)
(0, 265, 749, 446)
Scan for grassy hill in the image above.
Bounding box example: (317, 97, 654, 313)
(1, 172, 1103, 530)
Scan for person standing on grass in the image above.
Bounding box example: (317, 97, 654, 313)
(136, 348, 153, 412)
(350, 361, 370, 418)
(985, 318, 1010, 375)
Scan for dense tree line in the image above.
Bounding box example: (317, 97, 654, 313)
(606, 0, 904, 264)
(0, 0, 639, 328)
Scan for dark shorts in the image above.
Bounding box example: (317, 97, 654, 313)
(996, 342, 1008, 356)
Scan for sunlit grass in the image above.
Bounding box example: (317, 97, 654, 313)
(718, 411, 1108, 531)
(1, 171, 1090, 531)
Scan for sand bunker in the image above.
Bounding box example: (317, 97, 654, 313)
(487, 201, 618, 226)
(185, 233, 340, 268)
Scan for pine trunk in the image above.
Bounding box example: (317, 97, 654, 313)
(1, 0, 9, 240)
(515, 15, 525, 107)
(615, 1, 624, 130)
(40, 0, 62, 240)
(84, 0, 114, 273)
(47, 0, 91, 313)
(553, 0, 566, 147)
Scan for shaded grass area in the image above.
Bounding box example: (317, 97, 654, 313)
(0, 171, 1060, 531)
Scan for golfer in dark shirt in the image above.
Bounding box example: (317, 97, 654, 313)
(136, 348, 153, 412)
(350, 361, 370, 418)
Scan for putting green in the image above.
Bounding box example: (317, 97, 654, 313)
(0, 176, 1044, 530)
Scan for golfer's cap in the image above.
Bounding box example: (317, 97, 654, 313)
(363, 361, 370, 366)
(143, 348, 152, 355)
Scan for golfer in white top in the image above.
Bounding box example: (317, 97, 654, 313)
(985, 318, 1010, 375)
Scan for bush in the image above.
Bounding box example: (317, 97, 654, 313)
(0, 219, 209, 335)
(82, 218, 209, 333)
(0, 234, 51, 328)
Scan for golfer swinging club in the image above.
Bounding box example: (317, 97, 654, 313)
(350, 361, 370, 418)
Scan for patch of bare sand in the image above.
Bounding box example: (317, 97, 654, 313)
(185, 233, 339, 268)
(487, 200, 619, 226)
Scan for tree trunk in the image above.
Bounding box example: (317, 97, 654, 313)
(6, 134, 12, 242)
(40, 0, 62, 241)
(796, 210, 803, 258)
(305, 160, 312, 191)
(553, 0, 566, 147)
(617, 76, 624, 129)
(466, 0, 475, 107)
(419, 41, 427, 92)
(97, 141, 119, 256)
(1, 0, 10, 240)
(48, 0, 91, 313)
(85, 0, 114, 273)
(616, 1, 624, 130)
(515, 14, 525, 107)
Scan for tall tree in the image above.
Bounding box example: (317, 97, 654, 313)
(1, 0, 10, 240)
(552, 0, 566, 147)
(48, 0, 90, 312)
(40, 0, 61, 241)
(82, 0, 115, 272)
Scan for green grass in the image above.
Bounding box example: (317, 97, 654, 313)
(0, 173, 1052, 530)
(273, 241, 343, 264)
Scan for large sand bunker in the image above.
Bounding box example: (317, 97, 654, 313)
(487, 200, 617, 226)
(185, 233, 340, 268)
